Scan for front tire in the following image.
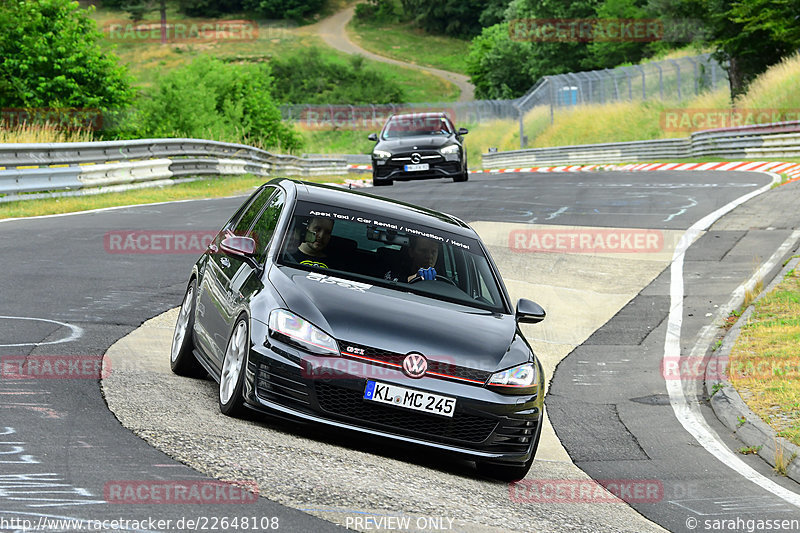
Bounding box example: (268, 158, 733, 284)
(170, 279, 204, 377)
(218, 316, 249, 417)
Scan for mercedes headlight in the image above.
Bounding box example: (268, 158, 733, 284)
(373, 149, 391, 159)
(440, 144, 459, 155)
(487, 363, 538, 394)
(268, 309, 338, 356)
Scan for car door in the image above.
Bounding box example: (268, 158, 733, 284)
(195, 187, 274, 371)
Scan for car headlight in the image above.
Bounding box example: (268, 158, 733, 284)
(487, 362, 538, 394)
(373, 149, 391, 159)
(440, 144, 459, 155)
(268, 309, 339, 356)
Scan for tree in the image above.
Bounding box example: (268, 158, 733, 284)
(466, 23, 536, 99)
(649, 0, 798, 98)
(0, 0, 135, 111)
(401, 0, 498, 39)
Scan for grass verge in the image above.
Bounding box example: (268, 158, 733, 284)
(729, 265, 800, 447)
(0, 174, 344, 220)
(347, 18, 470, 74)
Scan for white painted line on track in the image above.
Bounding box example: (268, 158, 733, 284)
(663, 171, 800, 509)
(0, 316, 83, 347)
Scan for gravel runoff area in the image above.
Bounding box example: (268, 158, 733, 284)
(101, 222, 686, 532)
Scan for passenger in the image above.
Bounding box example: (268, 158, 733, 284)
(385, 235, 440, 282)
(288, 216, 335, 269)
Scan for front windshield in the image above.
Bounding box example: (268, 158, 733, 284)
(381, 115, 452, 139)
(278, 201, 506, 313)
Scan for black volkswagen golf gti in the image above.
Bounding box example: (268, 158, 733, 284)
(171, 178, 546, 480)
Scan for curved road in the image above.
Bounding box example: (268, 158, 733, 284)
(2, 171, 799, 532)
(308, 6, 475, 102)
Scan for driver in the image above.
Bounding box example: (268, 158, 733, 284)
(287, 216, 335, 269)
(385, 235, 440, 282)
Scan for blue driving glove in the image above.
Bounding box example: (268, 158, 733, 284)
(418, 267, 437, 280)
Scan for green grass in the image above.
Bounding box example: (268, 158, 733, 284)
(729, 266, 800, 447)
(0, 174, 344, 220)
(347, 18, 471, 75)
(92, 8, 456, 102)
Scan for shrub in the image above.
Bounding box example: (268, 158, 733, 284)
(132, 56, 301, 151)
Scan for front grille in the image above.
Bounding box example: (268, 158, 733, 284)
(256, 362, 311, 407)
(340, 340, 491, 384)
(315, 382, 497, 443)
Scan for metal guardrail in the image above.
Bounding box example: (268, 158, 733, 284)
(0, 138, 348, 201)
(482, 121, 800, 168)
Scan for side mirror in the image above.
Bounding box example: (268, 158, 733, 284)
(368, 133, 378, 141)
(457, 127, 469, 135)
(220, 235, 256, 257)
(516, 298, 545, 324)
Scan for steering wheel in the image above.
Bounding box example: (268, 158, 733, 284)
(409, 274, 457, 287)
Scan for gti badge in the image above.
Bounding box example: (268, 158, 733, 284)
(402, 352, 427, 379)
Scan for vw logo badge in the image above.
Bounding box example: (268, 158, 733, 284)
(411, 153, 421, 164)
(402, 352, 427, 379)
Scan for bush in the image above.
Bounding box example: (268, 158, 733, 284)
(132, 56, 301, 151)
(269, 48, 406, 104)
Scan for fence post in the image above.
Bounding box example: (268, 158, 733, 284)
(654, 63, 663, 100)
(668, 59, 682, 101)
(636, 65, 646, 100)
(686, 56, 699, 95)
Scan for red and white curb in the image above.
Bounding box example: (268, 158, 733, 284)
(342, 161, 800, 188)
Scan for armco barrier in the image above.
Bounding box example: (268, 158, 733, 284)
(483, 120, 800, 168)
(0, 138, 347, 201)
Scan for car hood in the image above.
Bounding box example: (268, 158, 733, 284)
(267, 267, 527, 372)
(376, 135, 454, 151)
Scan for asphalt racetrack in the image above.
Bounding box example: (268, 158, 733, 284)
(2, 170, 799, 532)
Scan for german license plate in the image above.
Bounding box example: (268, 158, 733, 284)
(364, 380, 455, 417)
(403, 163, 429, 172)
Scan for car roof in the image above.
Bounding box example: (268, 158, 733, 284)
(270, 179, 475, 236)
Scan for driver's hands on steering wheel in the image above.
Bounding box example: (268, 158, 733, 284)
(417, 267, 437, 280)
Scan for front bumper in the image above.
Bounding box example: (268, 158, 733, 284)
(243, 331, 543, 465)
(372, 156, 464, 182)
